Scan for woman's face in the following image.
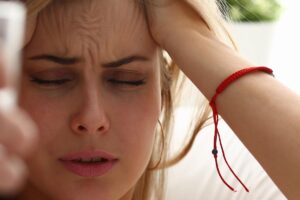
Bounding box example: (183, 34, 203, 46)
(19, 0, 161, 199)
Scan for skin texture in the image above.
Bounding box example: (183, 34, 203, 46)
(18, 0, 161, 199)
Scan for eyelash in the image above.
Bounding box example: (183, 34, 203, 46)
(30, 78, 71, 85)
(30, 78, 146, 86)
(107, 79, 146, 86)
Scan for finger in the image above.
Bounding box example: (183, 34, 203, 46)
(0, 146, 27, 194)
(0, 57, 7, 88)
(0, 108, 38, 157)
(14, 109, 39, 156)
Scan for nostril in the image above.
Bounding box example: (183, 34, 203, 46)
(78, 125, 86, 131)
(97, 126, 105, 132)
(73, 123, 108, 134)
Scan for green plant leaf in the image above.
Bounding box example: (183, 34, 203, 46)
(223, 0, 283, 22)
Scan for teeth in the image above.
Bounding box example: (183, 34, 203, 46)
(75, 157, 107, 163)
(80, 158, 94, 162)
(92, 157, 103, 162)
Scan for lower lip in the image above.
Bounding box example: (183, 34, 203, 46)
(59, 160, 118, 177)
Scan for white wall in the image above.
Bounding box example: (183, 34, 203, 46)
(229, 1, 300, 94)
(260, 1, 300, 93)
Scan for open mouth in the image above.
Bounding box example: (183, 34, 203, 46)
(71, 157, 110, 164)
(59, 151, 118, 177)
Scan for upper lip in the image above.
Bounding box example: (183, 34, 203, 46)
(59, 150, 118, 161)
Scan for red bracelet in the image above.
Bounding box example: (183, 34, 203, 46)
(209, 66, 274, 192)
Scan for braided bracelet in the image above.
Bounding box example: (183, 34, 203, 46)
(209, 66, 274, 192)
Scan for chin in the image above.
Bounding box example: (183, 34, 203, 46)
(47, 187, 120, 200)
(63, 192, 114, 200)
(49, 183, 124, 200)
(25, 180, 126, 200)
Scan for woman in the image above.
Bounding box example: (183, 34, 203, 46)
(0, 0, 299, 199)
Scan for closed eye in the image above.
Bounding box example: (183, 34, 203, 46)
(30, 78, 71, 85)
(108, 79, 146, 86)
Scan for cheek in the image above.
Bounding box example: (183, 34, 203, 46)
(18, 90, 69, 185)
(18, 87, 69, 143)
(114, 92, 160, 147)
(111, 104, 159, 187)
(110, 78, 162, 173)
(111, 70, 161, 142)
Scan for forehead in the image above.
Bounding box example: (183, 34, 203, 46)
(28, 0, 153, 59)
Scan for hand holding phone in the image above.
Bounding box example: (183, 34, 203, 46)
(0, 1, 25, 112)
(0, 1, 38, 195)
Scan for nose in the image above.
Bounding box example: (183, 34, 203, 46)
(70, 90, 110, 136)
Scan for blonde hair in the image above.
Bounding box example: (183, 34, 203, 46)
(24, 0, 235, 199)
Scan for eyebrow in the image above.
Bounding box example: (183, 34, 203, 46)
(102, 55, 149, 68)
(29, 54, 149, 68)
(30, 55, 80, 65)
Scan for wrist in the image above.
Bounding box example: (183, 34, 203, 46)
(158, 28, 253, 99)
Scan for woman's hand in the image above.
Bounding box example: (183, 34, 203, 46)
(143, 0, 214, 48)
(0, 59, 38, 195)
(143, 0, 244, 99)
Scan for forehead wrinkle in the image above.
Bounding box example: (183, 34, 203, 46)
(105, 0, 148, 57)
(35, 0, 151, 66)
(71, 0, 103, 36)
(42, 0, 104, 64)
(113, 0, 148, 45)
(37, 0, 78, 56)
(70, 13, 103, 65)
(69, 0, 106, 66)
(69, 0, 146, 66)
(79, 37, 100, 69)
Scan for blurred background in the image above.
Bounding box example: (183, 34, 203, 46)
(224, 0, 300, 94)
